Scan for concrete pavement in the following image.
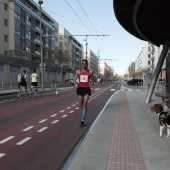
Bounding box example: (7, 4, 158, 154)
(64, 86, 170, 170)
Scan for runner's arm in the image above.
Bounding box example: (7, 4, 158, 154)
(74, 70, 79, 86)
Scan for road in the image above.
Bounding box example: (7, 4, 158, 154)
(0, 82, 118, 170)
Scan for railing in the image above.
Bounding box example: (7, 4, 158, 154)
(154, 81, 166, 93)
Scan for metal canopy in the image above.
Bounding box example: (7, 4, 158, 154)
(113, 0, 170, 46)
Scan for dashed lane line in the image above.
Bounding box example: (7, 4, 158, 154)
(51, 114, 57, 117)
(22, 126, 34, 131)
(39, 119, 48, 123)
(0, 136, 15, 144)
(0, 153, 6, 158)
(60, 110, 65, 113)
(16, 137, 32, 145)
(37, 127, 48, 132)
(69, 110, 74, 113)
(66, 107, 71, 109)
(62, 115, 68, 118)
(51, 120, 60, 124)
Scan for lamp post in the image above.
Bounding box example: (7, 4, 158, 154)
(38, 0, 44, 90)
(98, 50, 100, 78)
(83, 35, 88, 60)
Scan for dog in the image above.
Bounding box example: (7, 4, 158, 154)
(151, 104, 170, 138)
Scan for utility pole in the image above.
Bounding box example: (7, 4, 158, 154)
(38, 0, 44, 90)
(71, 34, 110, 60)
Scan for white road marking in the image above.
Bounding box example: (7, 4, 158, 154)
(69, 110, 74, 113)
(37, 127, 48, 132)
(0, 136, 15, 144)
(16, 137, 31, 145)
(51, 114, 57, 117)
(39, 119, 47, 123)
(93, 88, 100, 90)
(75, 107, 79, 109)
(51, 120, 59, 124)
(72, 104, 76, 106)
(128, 89, 133, 91)
(0, 153, 6, 158)
(22, 126, 34, 131)
(60, 110, 65, 113)
(66, 107, 71, 109)
(62, 115, 68, 118)
(110, 89, 115, 91)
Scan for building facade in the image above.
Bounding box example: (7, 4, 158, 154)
(0, 0, 59, 85)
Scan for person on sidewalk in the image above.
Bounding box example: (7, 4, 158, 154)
(17, 69, 27, 99)
(29, 69, 38, 96)
(74, 59, 94, 126)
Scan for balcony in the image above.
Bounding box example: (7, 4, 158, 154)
(34, 38, 41, 44)
(35, 51, 41, 55)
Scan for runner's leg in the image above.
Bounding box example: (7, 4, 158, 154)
(81, 94, 89, 123)
(78, 95, 83, 108)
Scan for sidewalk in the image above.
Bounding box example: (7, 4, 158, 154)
(66, 89, 170, 170)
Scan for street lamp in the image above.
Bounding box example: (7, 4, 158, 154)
(83, 35, 88, 60)
(38, 0, 44, 90)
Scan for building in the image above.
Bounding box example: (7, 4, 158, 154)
(84, 48, 99, 78)
(0, 0, 59, 84)
(59, 28, 83, 83)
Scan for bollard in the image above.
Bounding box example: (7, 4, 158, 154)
(118, 83, 121, 89)
(55, 90, 59, 97)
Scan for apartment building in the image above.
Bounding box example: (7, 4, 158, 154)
(85, 49, 99, 78)
(59, 28, 83, 82)
(0, 0, 59, 84)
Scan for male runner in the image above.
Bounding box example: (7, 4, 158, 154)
(30, 69, 38, 96)
(74, 59, 94, 126)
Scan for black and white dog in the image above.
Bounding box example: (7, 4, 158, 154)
(151, 104, 170, 138)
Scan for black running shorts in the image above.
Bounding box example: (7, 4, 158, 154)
(76, 87, 91, 97)
(31, 82, 38, 87)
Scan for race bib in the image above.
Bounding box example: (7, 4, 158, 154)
(80, 75, 88, 82)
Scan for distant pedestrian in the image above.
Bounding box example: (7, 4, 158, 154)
(74, 59, 94, 126)
(29, 69, 38, 96)
(17, 69, 27, 99)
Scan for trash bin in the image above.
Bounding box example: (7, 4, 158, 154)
(118, 83, 121, 89)
(54, 83, 57, 89)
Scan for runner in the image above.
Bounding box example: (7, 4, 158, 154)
(17, 69, 27, 99)
(29, 69, 38, 96)
(74, 59, 94, 126)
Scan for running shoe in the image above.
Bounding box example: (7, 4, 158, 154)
(80, 120, 84, 126)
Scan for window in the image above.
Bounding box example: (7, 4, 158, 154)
(26, 27, 31, 40)
(4, 19, 8, 26)
(26, 14, 31, 27)
(4, 35, 8, 42)
(15, 20, 21, 35)
(4, 3, 7, 10)
(15, 35, 21, 50)
(15, 5, 21, 20)
(4, 51, 8, 56)
(26, 40, 31, 53)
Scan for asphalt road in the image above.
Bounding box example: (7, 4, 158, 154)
(0, 82, 119, 170)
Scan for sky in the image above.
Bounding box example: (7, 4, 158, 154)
(34, 0, 147, 75)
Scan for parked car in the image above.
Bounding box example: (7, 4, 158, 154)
(138, 79, 143, 86)
(127, 78, 139, 86)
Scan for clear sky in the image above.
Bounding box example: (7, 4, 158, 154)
(34, 0, 147, 75)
